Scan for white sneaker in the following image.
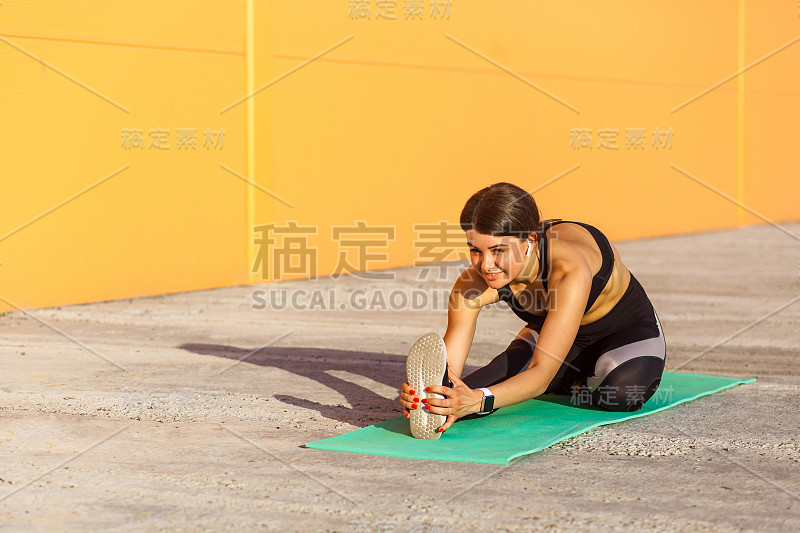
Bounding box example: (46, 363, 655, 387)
(406, 332, 448, 439)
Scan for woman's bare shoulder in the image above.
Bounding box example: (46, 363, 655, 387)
(545, 222, 603, 269)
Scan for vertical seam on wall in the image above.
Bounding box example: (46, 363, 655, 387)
(736, 0, 746, 227)
(246, 0, 256, 283)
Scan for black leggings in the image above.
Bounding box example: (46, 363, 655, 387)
(462, 275, 667, 412)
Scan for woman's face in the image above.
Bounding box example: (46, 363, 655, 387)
(465, 230, 532, 287)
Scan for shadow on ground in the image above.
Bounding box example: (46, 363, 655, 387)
(180, 342, 480, 428)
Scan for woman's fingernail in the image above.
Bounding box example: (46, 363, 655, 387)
(421, 398, 428, 404)
(439, 427, 445, 432)
(409, 389, 415, 395)
(425, 387, 431, 392)
(424, 405, 430, 410)
(413, 397, 419, 402)
(405, 412, 409, 418)
(412, 404, 417, 409)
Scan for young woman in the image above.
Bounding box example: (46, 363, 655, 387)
(399, 182, 667, 437)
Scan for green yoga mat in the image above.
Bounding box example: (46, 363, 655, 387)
(306, 371, 755, 465)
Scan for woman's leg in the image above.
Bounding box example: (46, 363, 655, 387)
(460, 327, 538, 390)
(458, 308, 667, 414)
(455, 327, 539, 420)
(461, 327, 587, 398)
(575, 309, 667, 412)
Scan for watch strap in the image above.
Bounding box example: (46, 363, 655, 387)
(477, 387, 494, 414)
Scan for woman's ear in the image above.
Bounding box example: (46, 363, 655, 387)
(526, 233, 538, 253)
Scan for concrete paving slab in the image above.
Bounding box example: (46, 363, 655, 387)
(1, 223, 799, 532)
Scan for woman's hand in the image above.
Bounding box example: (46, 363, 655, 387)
(398, 380, 419, 420)
(423, 370, 484, 433)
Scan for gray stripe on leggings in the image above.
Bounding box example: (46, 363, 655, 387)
(586, 309, 666, 392)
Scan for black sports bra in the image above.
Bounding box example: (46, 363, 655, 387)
(496, 220, 615, 327)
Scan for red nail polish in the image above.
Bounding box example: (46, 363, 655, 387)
(439, 427, 445, 432)
(405, 412, 409, 418)
(413, 397, 419, 402)
(409, 389, 415, 395)
(412, 404, 417, 409)
(425, 387, 430, 392)
(424, 405, 430, 410)
(421, 398, 427, 404)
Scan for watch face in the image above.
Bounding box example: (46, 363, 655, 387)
(483, 395, 495, 412)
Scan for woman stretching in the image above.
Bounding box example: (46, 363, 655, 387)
(400, 182, 667, 439)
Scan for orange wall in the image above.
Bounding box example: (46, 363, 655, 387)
(1, 1, 798, 312)
(252, 0, 799, 284)
(0, 2, 248, 313)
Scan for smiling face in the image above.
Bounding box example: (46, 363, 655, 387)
(466, 229, 535, 287)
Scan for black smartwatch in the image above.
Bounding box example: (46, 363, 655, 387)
(477, 387, 495, 414)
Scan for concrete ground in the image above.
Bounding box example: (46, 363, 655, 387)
(1, 222, 799, 532)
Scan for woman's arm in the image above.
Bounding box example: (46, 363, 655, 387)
(427, 257, 593, 429)
(442, 273, 484, 379)
(397, 268, 490, 421)
(486, 258, 592, 407)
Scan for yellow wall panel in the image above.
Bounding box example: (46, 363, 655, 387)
(0, 1, 244, 53)
(1, 1, 798, 311)
(252, 0, 752, 282)
(742, 1, 800, 226)
(1, 18, 247, 313)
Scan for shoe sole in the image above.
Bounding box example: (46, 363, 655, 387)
(406, 332, 447, 440)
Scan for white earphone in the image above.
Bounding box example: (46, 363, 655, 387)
(526, 241, 533, 257)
